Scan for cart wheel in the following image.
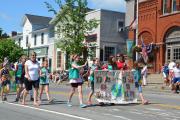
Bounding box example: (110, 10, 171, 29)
(110, 103, 115, 106)
(99, 102, 104, 106)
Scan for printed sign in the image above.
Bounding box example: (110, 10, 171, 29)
(94, 70, 137, 104)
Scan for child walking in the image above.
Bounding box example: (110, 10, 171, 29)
(39, 59, 53, 103)
(132, 61, 148, 105)
(0, 63, 10, 101)
(87, 58, 101, 105)
(67, 54, 87, 108)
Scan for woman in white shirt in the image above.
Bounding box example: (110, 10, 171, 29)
(22, 52, 40, 106)
(172, 63, 180, 93)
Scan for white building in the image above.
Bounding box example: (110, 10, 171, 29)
(13, 14, 54, 70)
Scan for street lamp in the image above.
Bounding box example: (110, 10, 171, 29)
(27, 43, 31, 58)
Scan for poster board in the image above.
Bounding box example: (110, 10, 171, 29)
(94, 70, 137, 104)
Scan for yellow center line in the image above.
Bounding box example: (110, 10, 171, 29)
(153, 104, 180, 110)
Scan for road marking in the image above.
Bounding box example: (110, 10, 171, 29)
(103, 113, 132, 120)
(146, 108, 164, 111)
(1, 102, 93, 120)
(129, 111, 143, 115)
(153, 104, 180, 110)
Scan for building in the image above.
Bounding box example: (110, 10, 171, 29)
(125, 0, 180, 72)
(13, 14, 54, 69)
(51, 9, 127, 70)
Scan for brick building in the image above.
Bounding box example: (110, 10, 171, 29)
(126, 0, 180, 72)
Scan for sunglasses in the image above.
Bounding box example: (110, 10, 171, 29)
(31, 54, 36, 57)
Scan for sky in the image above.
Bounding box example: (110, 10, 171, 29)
(0, 0, 126, 34)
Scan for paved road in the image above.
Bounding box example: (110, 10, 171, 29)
(0, 83, 179, 120)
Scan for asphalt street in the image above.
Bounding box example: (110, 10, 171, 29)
(0, 83, 179, 120)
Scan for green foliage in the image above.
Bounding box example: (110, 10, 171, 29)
(0, 27, 9, 39)
(0, 38, 24, 63)
(45, 0, 99, 55)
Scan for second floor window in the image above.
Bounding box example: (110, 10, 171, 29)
(172, 0, 177, 12)
(163, 0, 168, 14)
(34, 34, 37, 46)
(41, 33, 44, 44)
(26, 36, 28, 47)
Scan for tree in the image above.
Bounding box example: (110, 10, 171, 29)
(0, 27, 9, 39)
(45, 0, 99, 55)
(0, 38, 24, 63)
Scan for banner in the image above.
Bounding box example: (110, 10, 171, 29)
(126, 40, 134, 58)
(94, 70, 137, 104)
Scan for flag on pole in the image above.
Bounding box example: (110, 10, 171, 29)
(129, 19, 137, 30)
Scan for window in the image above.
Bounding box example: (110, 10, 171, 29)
(104, 46, 115, 61)
(26, 36, 29, 47)
(117, 20, 124, 32)
(41, 33, 44, 44)
(163, 0, 168, 14)
(89, 47, 96, 61)
(34, 34, 37, 46)
(100, 49, 103, 61)
(167, 48, 171, 60)
(57, 51, 61, 68)
(173, 48, 180, 60)
(172, 0, 177, 12)
(34, 35, 37, 46)
(18, 38, 21, 46)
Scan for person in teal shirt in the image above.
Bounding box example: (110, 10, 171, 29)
(87, 58, 101, 105)
(67, 54, 87, 108)
(39, 59, 53, 103)
(132, 61, 148, 105)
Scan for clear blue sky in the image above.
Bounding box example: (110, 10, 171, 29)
(0, 0, 126, 34)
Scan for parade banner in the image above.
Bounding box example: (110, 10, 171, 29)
(126, 40, 134, 58)
(94, 70, 137, 104)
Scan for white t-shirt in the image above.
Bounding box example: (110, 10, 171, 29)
(173, 67, 180, 78)
(168, 62, 176, 70)
(25, 60, 40, 81)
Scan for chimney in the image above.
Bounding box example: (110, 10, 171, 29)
(11, 31, 17, 37)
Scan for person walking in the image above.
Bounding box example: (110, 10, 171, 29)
(132, 61, 148, 105)
(87, 58, 101, 105)
(15, 55, 26, 102)
(22, 52, 40, 106)
(67, 54, 87, 108)
(39, 59, 53, 103)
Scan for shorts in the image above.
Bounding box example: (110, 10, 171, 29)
(173, 77, 180, 84)
(24, 78, 39, 91)
(71, 83, 83, 88)
(15, 77, 24, 84)
(40, 83, 49, 86)
(1, 80, 10, 87)
(135, 82, 142, 93)
(90, 81, 94, 92)
(163, 72, 168, 78)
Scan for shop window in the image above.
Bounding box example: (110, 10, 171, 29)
(104, 46, 115, 61)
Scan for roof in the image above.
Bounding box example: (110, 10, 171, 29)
(22, 14, 52, 26)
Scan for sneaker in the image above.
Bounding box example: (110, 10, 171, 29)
(15, 98, 19, 102)
(3, 97, 7, 101)
(30, 97, 34, 101)
(67, 102, 72, 107)
(80, 104, 87, 108)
